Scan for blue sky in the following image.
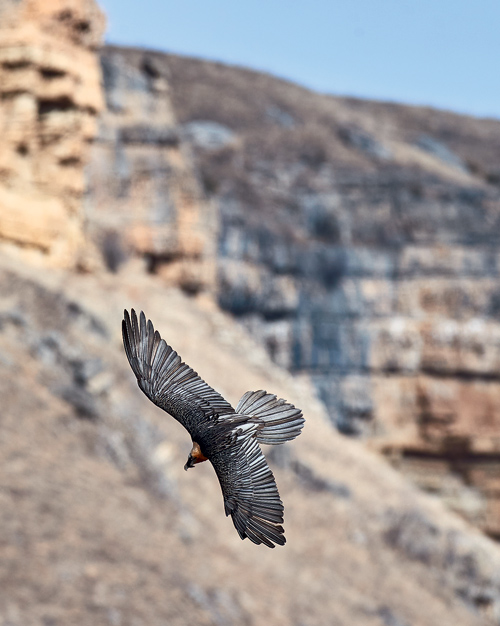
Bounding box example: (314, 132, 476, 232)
(99, 0, 500, 120)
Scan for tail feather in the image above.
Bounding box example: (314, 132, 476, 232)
(236, 390, 304, 446)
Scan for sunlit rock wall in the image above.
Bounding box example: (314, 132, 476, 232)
(0, 0, 105, 266)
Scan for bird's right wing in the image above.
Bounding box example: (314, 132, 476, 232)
(209, 423, 286, 548)
(122, 309, 235, 433)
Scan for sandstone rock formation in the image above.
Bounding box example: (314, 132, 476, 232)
(0, 0, 104, 267)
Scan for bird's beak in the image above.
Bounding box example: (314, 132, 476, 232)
(184, 456, 194, 471)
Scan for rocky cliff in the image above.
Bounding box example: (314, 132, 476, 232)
(165, 56, 500, 539)
(85, 46, 216, 291)
(87, 47, 500, 540)
(0, 0, 104, 267)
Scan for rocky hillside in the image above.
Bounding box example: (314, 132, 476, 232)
(3, 255, 500, 626)
(88, 46, 500, 539)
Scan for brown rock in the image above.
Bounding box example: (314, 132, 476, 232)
(86, 47, 216, 290)
(0, 0, 104, 266)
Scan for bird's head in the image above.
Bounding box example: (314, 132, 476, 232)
(184, 441, 208, 471)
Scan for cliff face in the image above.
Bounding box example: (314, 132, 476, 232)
(169, 58, 500, 539)
(0, 0, 104, 267)
(88, 47, 500, 539)
(85, 47, 216, 291)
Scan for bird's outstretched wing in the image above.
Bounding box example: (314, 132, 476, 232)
(209, 423, 286, 548)
(122, 309, 235, 434)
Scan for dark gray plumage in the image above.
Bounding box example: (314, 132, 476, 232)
(122, 309, 304, 547)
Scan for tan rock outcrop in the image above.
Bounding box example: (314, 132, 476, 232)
(85, 47, 217, 291)
(0, 0, 105, 266)
(363, 267, 500, 537)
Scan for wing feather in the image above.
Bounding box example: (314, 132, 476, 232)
(236, 390, 304, 445)
(210, 425, 286, 548)
(122, 309, 234, 434)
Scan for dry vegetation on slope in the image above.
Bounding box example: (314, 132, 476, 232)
(2, 256, 500, 625)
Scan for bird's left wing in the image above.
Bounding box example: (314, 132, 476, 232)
(122, 309, 234, 432)
(209, 423, 286, 548)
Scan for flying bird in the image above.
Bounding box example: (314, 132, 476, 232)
(122, 309, 304, 548)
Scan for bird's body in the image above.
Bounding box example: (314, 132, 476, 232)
(122, 309, 304, 547)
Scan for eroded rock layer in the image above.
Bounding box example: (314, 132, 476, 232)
(85, 47, 217, 291)
(0, 0, 104, 266)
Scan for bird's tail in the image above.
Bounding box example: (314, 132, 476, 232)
(235, 390, 304, 446)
